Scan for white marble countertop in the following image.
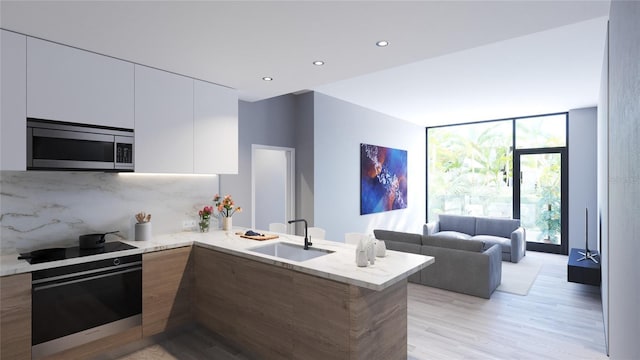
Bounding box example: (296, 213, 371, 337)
(1, 229, 433, 291)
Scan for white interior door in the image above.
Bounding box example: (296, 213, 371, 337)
(252, 145, 295, 232)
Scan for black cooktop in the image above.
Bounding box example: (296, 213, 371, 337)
(18, 241, 137, 264)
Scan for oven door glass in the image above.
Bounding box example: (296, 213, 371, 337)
(32, 265, 141, 345)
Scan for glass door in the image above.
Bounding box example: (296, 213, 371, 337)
(514, 148, 568, 254)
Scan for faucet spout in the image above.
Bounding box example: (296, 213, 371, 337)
(287, 219, 311, 250)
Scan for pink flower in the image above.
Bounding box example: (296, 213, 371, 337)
(212, 194, 241, 218)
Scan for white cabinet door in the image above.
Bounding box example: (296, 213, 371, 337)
(26, 37, 134, 128)
(1, 30, 27, 171)
(194, 80, 238, 174)
(134, 65, 194, 173)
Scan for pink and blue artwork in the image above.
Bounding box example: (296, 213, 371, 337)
(360, 143, 407, 215)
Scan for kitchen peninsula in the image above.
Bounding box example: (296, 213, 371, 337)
(1, 230, 433, 359)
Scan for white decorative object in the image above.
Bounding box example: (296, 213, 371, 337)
(134, 222, 152, 241)
(222, 217, 233, 231)
(367, 236, 376, 265)
(356, 237, 368, 267)
(375, 239, 387, 257)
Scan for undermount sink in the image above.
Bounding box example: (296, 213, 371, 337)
(248, 242, 334, 262)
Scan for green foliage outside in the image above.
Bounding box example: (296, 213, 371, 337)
(534, 156, 562, 243)
(427, 122, 512, 221)
(427, 116, 564, 245)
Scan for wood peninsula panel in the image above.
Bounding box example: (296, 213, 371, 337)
(194, 246, 241, 342)
(292, 271, 350, 360)
(233, 255, 294, 359)
(193, 246, 410, 360)
(195, 247, 294, 359)
(0, 273, 32, 360)
(349, 279, 408, 360)
(142, 246, 193, 337)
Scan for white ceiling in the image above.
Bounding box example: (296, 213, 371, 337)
(1, 1, 610, 126)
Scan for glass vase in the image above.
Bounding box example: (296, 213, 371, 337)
(199, 217, 211, 232)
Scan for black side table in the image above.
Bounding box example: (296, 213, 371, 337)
(567, 248, 601, 286)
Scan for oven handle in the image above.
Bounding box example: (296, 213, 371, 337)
(33, 267, 141, 292)
(32, 261, 142, 285)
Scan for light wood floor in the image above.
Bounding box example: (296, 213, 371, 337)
(114, 251, 606, 360)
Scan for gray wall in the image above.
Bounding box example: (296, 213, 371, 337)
(220, 95, 297, 228)
(294, 92, 315, 235)
(605, 0, 640, 357)
(568, 107, 597, 252)
(313, 92, 426, 241)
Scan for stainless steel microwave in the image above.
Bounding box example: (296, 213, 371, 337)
(27, 118, 134, 171)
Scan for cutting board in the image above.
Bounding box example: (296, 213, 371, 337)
(235, 232, 279, 241)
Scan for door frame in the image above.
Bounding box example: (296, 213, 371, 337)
(513, 147, 568, 255)
(251, 144, 296, 233)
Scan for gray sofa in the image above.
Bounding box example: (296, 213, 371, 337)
(374, 229, 502, 299)
(424, 214, 526, 263)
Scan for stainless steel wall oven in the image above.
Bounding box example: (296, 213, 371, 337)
(31, 254, 142, 358)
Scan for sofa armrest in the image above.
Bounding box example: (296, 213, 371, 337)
(484, 244, 502, 294)
(423, 221, 440, 236)
(510, 226, 526, 263)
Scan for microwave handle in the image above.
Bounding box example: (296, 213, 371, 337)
(27, 127, 33, 167)
(32, 128, 114, 143)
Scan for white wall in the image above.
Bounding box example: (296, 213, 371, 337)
(0, 171, 218, 253)
(313, 92, 426, 241)
(597, 21, 609, 354)
(568, 107, 597, 252)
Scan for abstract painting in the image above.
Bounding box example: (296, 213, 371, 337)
(360, 143, 407, 215)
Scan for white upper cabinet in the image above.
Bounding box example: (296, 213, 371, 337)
(134, 65, 194, 174)
(1, 30, 27, 171)
(194, 80, 238, 174)
(26, 37, 134, 129)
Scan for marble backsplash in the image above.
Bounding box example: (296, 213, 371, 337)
(0, 171, 219, 254)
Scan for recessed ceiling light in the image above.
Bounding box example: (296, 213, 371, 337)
(313, 60, 325, 66)
(262, 76, 273, 81)
(376, 40, 389, 47)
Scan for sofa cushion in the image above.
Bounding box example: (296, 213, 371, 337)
(422, 235, 484, 253)
(438, 214, 477, 236)
(373, 229, 422, 245)
(430, 231, 472, 240)
(473, 235, 511, 253)
(475, 217, 520, 238)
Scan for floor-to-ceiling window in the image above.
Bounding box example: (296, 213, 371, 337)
(427, 113, 568, 254)
(427, 120, 513, 220)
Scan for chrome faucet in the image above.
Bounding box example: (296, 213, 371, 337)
(287, 219, 312, 250)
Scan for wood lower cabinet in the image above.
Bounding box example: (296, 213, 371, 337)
(194, 247, 407, 360)
(0, 273, 32, 360)
(142, 246, 194, 337)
